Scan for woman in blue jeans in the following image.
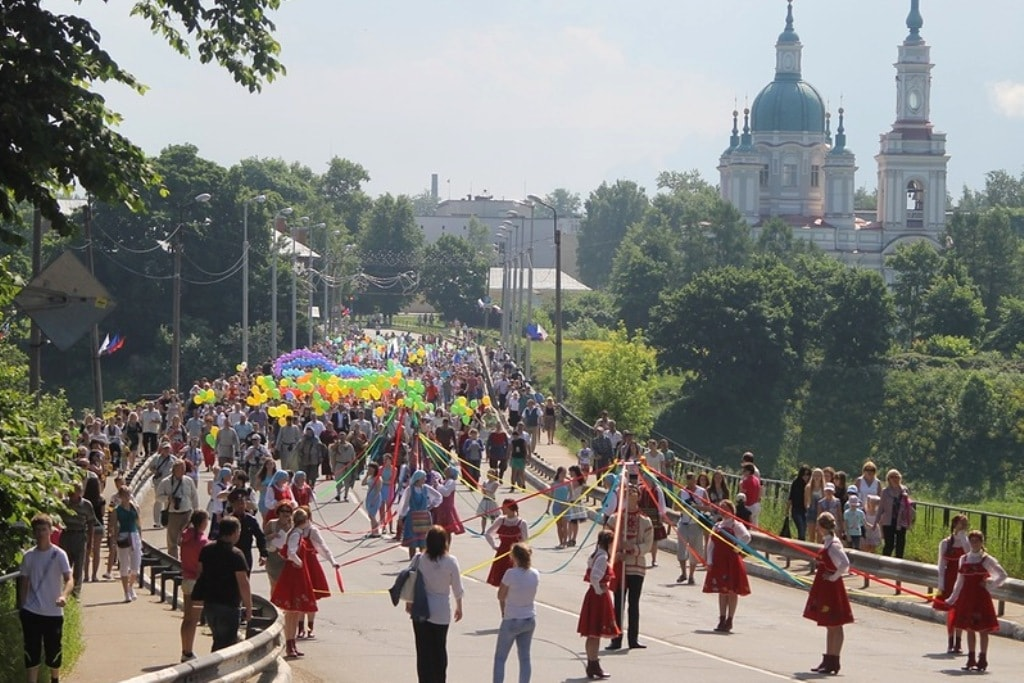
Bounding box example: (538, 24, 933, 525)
(493, 542, 539, 683)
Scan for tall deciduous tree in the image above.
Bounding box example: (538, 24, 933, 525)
(419, 234, 489, 323)
(320, 157, 371, 233)
(0, 0, 286, 244)
(888, 240, 942, 344)
(609, 219, 681, 332)
(920, 274, 988, 342)
(532, 188, 582, 219)
(947, 209, 1023, 322)
(356, 194, 423, 316)
(819, 267, 894, 367)
(576, 180, 648, 288)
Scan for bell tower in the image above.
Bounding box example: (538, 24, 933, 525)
(876, 0, 948, 243)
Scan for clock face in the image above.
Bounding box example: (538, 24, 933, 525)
(782, 52, 795, 70)
(908, 90, 921, 112)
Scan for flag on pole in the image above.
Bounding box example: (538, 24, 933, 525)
(97, 333, 111, 356)
(525, 323, 548, 341)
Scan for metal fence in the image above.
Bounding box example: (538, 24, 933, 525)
(557, 402, 1024, 560)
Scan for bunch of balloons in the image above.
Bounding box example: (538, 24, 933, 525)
(448, 395, 490, 425)
(204, 425, 220, 446)
(267, 404, 295, 426)
(192, 388, 216, 405)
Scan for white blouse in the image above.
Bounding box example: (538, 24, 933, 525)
(588, 550, 609, 594)
(706, 519, 751, 566)
(948, 551, 1008, 604)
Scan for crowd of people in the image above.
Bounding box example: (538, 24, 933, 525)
(15, 325, 1016, 683)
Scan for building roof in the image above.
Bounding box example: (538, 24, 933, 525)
(488, 267, 590, 292)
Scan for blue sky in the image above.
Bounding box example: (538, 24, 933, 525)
(56, 0, 1024, 203)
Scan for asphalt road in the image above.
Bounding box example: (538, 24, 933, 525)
(260, 476, 1024, 683)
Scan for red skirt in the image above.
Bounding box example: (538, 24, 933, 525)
(803, 571, 854, 627)
(487, 553, 513, 587)
(702, 542, 750, 595)
(432, 501, 465, 536)
(201, 444, 215, 468)
(300, 541, 331, 600)
(577, 587, 621, 638)
(271, 560, 318, 613)
(952, 574, 999, 632)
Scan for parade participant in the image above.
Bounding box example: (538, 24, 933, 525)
(433, 466, 466, 540)
(293, 505, 339, 640)
(262, 470, 294, 524)
(738, 463, 762, 527)
(207, 466, 233, 533)
(703, 500, 751, 633)
(82, 476, 106, 584)
(636, 469, 668, 567)
(296, 426, 326, 487)
(157, 460, 200, 559)
(566, 466, 589, 547)
(487, 427, 509, 482)
(148, 442, 176, 525)
(396, 470, 443, 559)
(408, 526, 465, 683)
(380, 453, 398, 535)
(192, 516, 253, 653)
(19, 514, 74, 683)
(330, 431, 357, 502)
(461, 427, 485, 488)
(803, 512, 853, 675)
(577, 530, 618, 680)
(179, 511, 209, 662)
(228, 491, 267, 574)
(945, 530, 1008, 672)
(290, 471, 313, 509)
(493, 542, 538, 683)
(508, 427, 529, 493)
(937, 514, 970, 654)
(547, 467, 572, 549)
(111, 486, 142, 603)
(676, 472, 709, 585)
(275, 415, 302, 473)
(362, 462, 384, 538)
(263, 502, 294, 593)
(477, 469, 502, 533)
(604, 485, 653, 651)
(271, 508, 317, 657)
(486, 499, 530, 588)
(59, 481, 98, 597)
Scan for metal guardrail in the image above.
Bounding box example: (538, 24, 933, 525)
(555, 402, 1024, 560)
(116, 454, 289, 683)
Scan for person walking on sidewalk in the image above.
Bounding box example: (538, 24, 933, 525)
(179, 511, 210, 662)
(58, 481, 98, 598)
(492, 542, 539, 683)
(111, 486, 142, 603)
(191, 516, 253, 652)
(577, 530, 618, 680)
(19, 513, 74, 683)
(156, 460, 200, 559)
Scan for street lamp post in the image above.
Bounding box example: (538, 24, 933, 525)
(497, 230, 511, 350)
(172, 192, 212, 393)
(500, 220, 519, 361)
(308, 222, 325, 348)
(242, 194, 266, 367)
(528, 194, 561, 403)
(271, 207, 294, 358)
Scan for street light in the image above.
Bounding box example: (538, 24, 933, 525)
(500, 220, 520, 361)
(509, 209, 534, 375)
(496, 228, 512, 350)
(527, 194, 561, 403)
(271, 207, 294, 358)
(307, 221, 326, 348)
(242, 194, 266, 367)
(172, 192, 212, 394)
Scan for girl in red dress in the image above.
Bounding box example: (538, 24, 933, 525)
(703, 500, 751, 633)
(577, 530, 617, 680)
(294, 506, 338, 640)
(270, 508, 338, 658)
(432, 466, 466, 539)
(485, 499, 529, 587)
(937, 514, 970, 654)
(263, 470, 294, 524)
(803, 512, 853, 675)
(946, 530, 1008, 672)
(290, 471, 313, 509)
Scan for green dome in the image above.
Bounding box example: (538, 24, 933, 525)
(751, 79, 826, 133)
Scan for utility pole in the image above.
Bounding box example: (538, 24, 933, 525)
(84, 201, 104, 416)
(171, 211, 183, 393)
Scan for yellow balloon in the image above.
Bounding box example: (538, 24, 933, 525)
(193, 394, 203, 405)
(211, 426, 219, 437)
(374, 406, 385, 418)
(278, 417, 287, 427)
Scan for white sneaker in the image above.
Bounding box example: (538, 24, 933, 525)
(129, 591, 138, 602)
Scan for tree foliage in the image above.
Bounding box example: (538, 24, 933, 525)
(419, 234, 488, 323)
(564, 328, 657, 435)
(0, 0, 287, 244)
(356, 194, 423, 316)
(888, 240, 942, 344)
(819, 267, 894, 367)
(532, 188, 582, 219)
(576, 180, 648, 288)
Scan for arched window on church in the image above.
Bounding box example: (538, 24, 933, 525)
(906, 180, 924, 227)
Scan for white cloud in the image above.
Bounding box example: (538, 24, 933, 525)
(990, 81, 1024, 118)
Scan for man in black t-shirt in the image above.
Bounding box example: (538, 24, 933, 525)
(193, 516, 252, 651)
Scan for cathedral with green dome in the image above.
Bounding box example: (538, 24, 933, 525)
(718, 0, 949, 273)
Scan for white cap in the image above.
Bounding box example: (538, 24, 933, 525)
(824, 483, 836, 492)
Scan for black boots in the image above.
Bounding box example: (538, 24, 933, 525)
(977, 653, 988, 671)
(586, 659, 611, 679)
(713, 616, 734, 633)
(963, 652, 988, 671)
(954, 635, 962, 654)
(811, 654, 840, 674)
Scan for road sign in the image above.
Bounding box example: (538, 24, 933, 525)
(14, 251, 117, 351)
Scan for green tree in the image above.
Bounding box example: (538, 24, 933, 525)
(609, 219, 681, 332)
(986, 296, 1024, 354)
(410, 190, 440, 217)
(0, 0, 286, 243)
(465, 216, 492, 256)
(320, 157, 371, 233)
(819, 267, 894, 367)
(564, 328, 657, 435)
(854, 185, 878, 210)
(651, 265, 797, 398)
(576, 180, 648, 288)
(356, 194, 423, 316)
(947, 209, 1023, 322)
(532, 188, 582, 218)
(419, 234, 489, 322)
(981, 169, 1024, 208)
(920, 274, 987, 342)
(888, 240, 942, 344)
